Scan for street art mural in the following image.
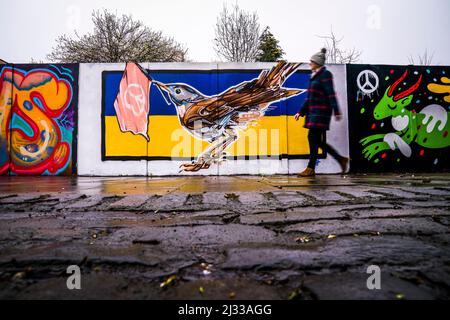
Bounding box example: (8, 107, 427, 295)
(102, 62, 311, 172)
(1, 62, 448, 176)
(348, 65, 450, 172)
(0, 64, 78, 175)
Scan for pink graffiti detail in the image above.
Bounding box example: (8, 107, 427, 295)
(114, 62, 151, 141)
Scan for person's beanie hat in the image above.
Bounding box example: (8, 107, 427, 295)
(310, 48, 327, 66)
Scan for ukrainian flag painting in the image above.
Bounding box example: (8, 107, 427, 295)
(102, 67, 312, 162)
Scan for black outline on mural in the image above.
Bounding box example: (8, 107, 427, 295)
(346, 64, 450, 173)
(68, 64, 79, 175)
(1, 63, 79, 176)
(101, 68, 326, 162)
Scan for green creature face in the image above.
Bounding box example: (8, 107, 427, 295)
(373, 88, 413, 120)
(373, 70, 422, 120)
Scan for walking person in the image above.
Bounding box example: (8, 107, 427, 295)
(295, 48, 349, 177)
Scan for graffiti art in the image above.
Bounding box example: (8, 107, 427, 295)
(0, 64, 78, 175)
(102, 62, 312, 172)
(348, 65, 450, 172)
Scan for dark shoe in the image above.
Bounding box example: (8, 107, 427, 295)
(339, 157, 349, 173)
(297, 167, 315, 177)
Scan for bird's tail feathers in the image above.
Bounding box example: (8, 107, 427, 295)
(258, 61, 301, 88)
(280, 88, 306, 99)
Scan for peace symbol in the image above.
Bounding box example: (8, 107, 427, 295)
(357, 70, 379, 94)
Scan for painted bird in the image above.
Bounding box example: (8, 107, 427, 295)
(153, 61, 305, 172)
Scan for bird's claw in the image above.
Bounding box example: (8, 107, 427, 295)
(179, 159, 211, 172)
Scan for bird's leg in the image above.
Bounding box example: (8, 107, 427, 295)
(180, 135, 227, 172)
(210, 129, 238, 163)
(180, 130, 238, 172)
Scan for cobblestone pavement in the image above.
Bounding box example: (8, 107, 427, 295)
(0, 174, 449, 300)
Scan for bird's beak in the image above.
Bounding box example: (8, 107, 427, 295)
(153, 81, 169, 92)
(153, 81, 172, 106)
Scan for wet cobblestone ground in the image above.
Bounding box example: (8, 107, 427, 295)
(0, 174, 449, 300)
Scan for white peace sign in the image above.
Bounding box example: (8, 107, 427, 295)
(357, 70, 379, 94)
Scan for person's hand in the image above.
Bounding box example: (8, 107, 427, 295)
(294, 113, 301, 121)
(335, 114, 343, 121)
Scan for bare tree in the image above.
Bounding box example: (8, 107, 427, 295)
(48, 9, 187, 63)
(214, 4, 260, 62)
(408, 49, 435, 66)
(317, 28, 362, 64)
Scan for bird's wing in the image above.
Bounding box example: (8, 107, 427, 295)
(183, 87, 303, 129)
(182, 98, 233, 130)
(256, 61, 301, 88)
(206, 61, 302, 110)
(183, 61, 303, 127)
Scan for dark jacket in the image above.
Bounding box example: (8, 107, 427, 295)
(298, 67, 340, 130)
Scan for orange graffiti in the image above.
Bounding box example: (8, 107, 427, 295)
(428, 77, 450, 103)
(0, 67, 73, 175)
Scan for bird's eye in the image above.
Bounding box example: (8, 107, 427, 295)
(175, 88, 182, 94)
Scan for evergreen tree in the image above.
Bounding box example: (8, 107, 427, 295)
(256, 27, 285, 62)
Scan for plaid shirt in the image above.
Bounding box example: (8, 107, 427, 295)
(298, 67, 340, 130)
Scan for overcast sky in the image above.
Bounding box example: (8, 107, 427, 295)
(1, 0, 449, 65)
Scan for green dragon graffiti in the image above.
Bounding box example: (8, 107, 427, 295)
(360, 70, 450, 161)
